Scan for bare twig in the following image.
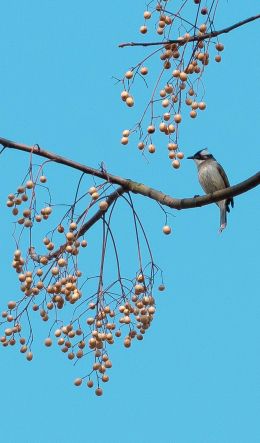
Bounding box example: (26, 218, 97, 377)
(118, 14, 260, 48)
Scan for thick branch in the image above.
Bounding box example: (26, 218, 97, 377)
(0, 137, 259, 211)
(119, 14, 260, 48)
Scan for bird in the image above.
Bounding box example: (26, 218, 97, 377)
(187, 149, 234, 232)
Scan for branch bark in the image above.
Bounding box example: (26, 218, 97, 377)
(119, 14, 260, 48)
(0, 136, 259, 211)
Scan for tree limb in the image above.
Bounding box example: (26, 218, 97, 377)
(118, 14, 260, 48)
(0, 136, 259, 211)
(29, 186, 126, 262)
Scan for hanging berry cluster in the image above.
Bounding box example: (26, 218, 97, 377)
(119, 0, 224, 168)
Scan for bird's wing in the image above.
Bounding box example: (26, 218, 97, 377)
(217, 162, 234, 208)
(216, 162, 230, 187)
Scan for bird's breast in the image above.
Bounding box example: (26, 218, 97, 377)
(198, 162, 226, 194)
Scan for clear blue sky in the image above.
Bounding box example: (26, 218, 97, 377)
(0, 2, 259, 443)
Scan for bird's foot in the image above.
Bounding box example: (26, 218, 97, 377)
(193, 194, 200, 198)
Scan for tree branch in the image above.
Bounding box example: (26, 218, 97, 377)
(0, 136, 259, 211)
(29, 186, 126, 262)
(118, 14, 260, 48)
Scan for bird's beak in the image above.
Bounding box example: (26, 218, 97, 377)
(187, 155, 194, 159)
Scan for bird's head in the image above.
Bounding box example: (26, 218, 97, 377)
(187, 148, 215, 161)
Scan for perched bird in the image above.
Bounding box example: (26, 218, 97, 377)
(187, 149, 234, 232)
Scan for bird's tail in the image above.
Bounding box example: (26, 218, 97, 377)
(219, 201, 227, 233)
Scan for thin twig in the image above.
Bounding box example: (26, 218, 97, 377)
(118, 14, 260, 48)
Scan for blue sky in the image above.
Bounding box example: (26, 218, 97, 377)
(0, 1, 259, 443)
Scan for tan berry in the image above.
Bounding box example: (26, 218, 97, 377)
(74, 378, 82, 386)
(179, 72, 188, 81)
(163, 225, 172, 235)
(26, 352, 33, 361)
(140, 26, 147, 34)
(216, 43, 224, 51)
(168, 124, 175, 133)
(198, 102, 206, 110)
(124, 338, 131, 348)
(95, 388, 103, 396)
(163, 113, 170, 121)
(7, 301, 16, 310)
(165, 84, 173, 94)
(121, 90, 129, 101)
(125, 70, 133, 79)
(44, 338, 52, 347)
(126, 96, 134, 107)
(190, 110, 197, 118)
(160, 89, 166, 98)
(121, 137, 128, 145)
(168, 143, 178, 151)
(144, 11, 151, 19)
(91, 191, 99, 200)
(191, 101, 198, 110)
(169, 152, 176, 160)
(199, 24, 207, 33)
(138, 142, 145, 150)
(5, 328, 13, 336)
(172, 159, 181, 169)
(99, 201, 108, 211)
(140, 66, 148, 75)
(26, 180, 34, 189)
(148, 144, 156, 154)
(172, 69, 180, 78)
(147, 125, 155, 134)
(174, 114, 182, 123)
(162, 99, 170, 108)
(159, 122, 167, 132)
